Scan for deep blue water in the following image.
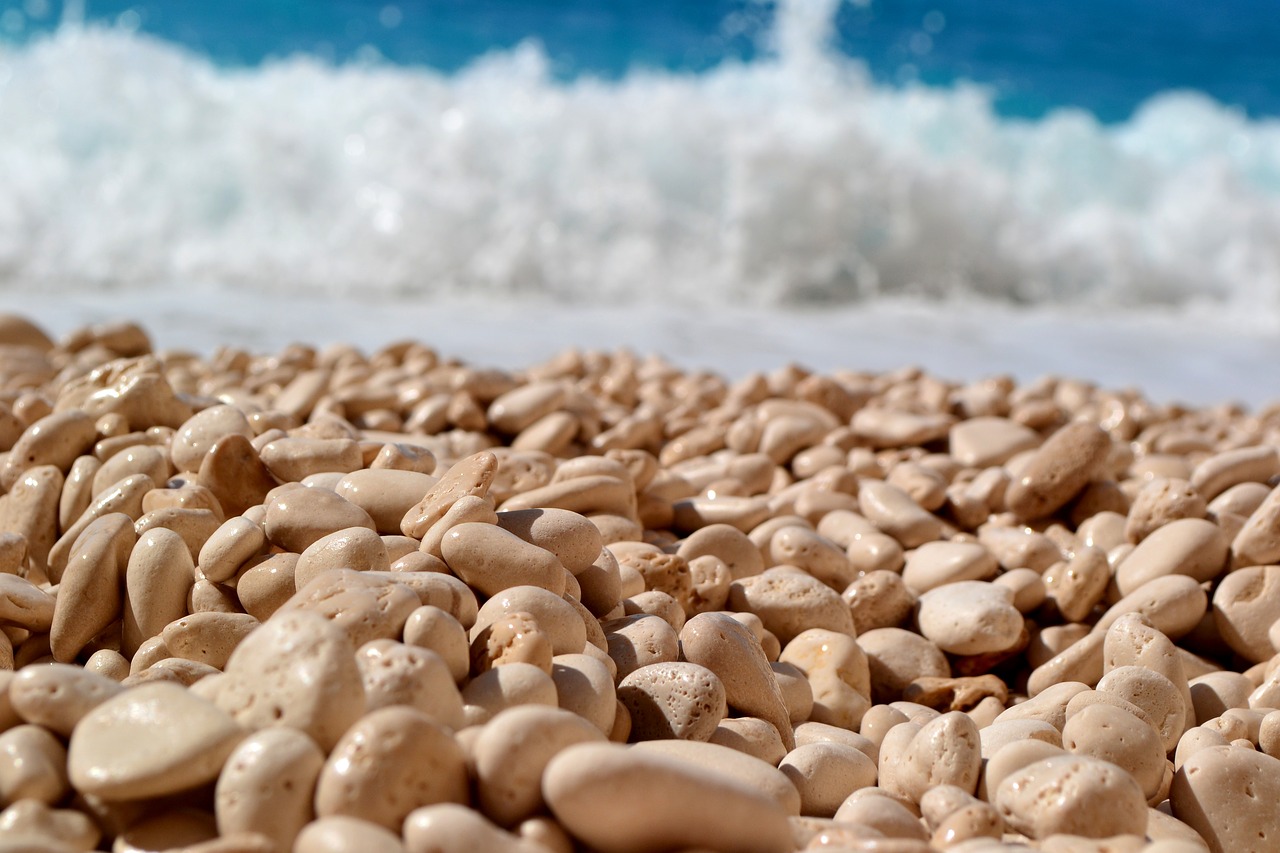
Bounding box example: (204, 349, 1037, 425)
(2, 0, 1279, 122)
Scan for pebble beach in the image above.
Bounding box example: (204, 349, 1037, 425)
(1, 312, 1279, 852)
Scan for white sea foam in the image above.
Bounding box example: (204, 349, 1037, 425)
(1, 0, 1279, 318)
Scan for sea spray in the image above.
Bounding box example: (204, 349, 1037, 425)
(0, 0, 1278, 318)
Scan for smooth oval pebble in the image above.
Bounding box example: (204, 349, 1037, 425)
(441, 522, 567, 598)
(632, 738, 801, 816)
(495, 508, 604, 575)
(542, 741, 792, 853)
(1170, 745, 1280, 853)
(901, 541, 999, 595)
(262, 483, 376, 553)
(472, 705, 606, 827)
(68, 682, 243, 800)
(778, 741, 878, 817)
(9, 663, 125, 736)
(1113, 518, 1228, 597)
(916, 580, 1024, 656)
(1005, 421, 1111, 521)
(618, 661, 727, 742)
(995, 754, 1148, 840)
(333, 468, 438, 534)
(1062, 702, 1166, 800)
(1212, 564, 1280, 663)
(727, 568, 854, 644)
(0, 723, 69, 805)
(402, 803, 540, 853)
(293, 816, 405, 853)
(881, 711, 982, 803)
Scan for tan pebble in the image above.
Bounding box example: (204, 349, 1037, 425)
(857, 479, 943, 548)
(469, 611, 555, 675)
(294, 816, 405, 853)
(1209, 480, 1271, 518)
(133, 505, 222, 561)
(831, 790, 930, 842)
(400, 450, 499, 538)
(461, 662, 559, 726)
(680, 611, 795, 749)
(84, 648, 130, 682)
(68, 682, 242, 799)
(711, 716, 790, 765)
(47, 491, 130, 654)
(10, 663, 125, 738)
(618, 661, 726, 741)
(293, 526, 390, 589)
(1174, 725, 1230, 768)
(677, 523, 766, 580)
(793, 720, 878, 764)
(0, 723, 69, 805)
(881, 711, 982, 803)
(235, 552, 298, 621)
(358, 640, 468, 722)
(281, 569, 418, 648)
(949, 417, 1040, 468)
(473, 585, 587, 656)
(496, 507, 604, 575)
(769, 525, 857, 590)
(1093, 574, 1207, 640)
(0, 409, 96, 491)
(112, 808, 219, 851)
(171, 405, 254, 472)
(1063, 703, 1165, 800)
(543, 741, 791, 853)
(771, 659, 815, 724)
(551, 653, 618, 735)
(902, 674, 1008, 712)
(402, 605, 470, 683)
(1096, 666, 1190, 754)
(916, 581, 1023, 656)
(1104, 613, 1195, 732)
(901, 541, 998, 594)
(1029, 623, 1091, 667)
(197, 516, 267, 584)
(1142, 813, 1212, 851)
(602, 614, 680, 681)
(214, 609, 364, 752)
(417, 493, 498, 559)
(1212, 564, 1280, 663)
(0, 799, 100, 850)
(472, 705, 605, 826)
(1043, 547, 1111, 623)
(1230, 483, 1280, 567)
(671, 494, 770, 534)
(214, 727, 324, 851)
(403, 803, 540, 853)
(858, 627, 950, 704)
(0, 573, 55, 632)
(977, 524, 1063, 572)
(1189, 671, 1254, 724)
(994, 567, 1047, 613)
(1125, 478, 1207, 543)
(2, 466, 65, 578)
(440, 522, 566, 598)
(995, 754, 1147, 840)
(262, 483, 375, 553)
(91, 443, 170, 497)
(1114, 518, 1227, 597)
(852, 407, 952, 449)
(930, 802, 1003, 846)
(129, 635, 172, 674)
(258, 436, 362, 482)
(374, 570, 478, 628)
(978, 738, 1066, 802)
(314, 705, 466, 830)
(728, 568, 854, 644)
(331, 468, 438, 536)
(779, 741, 877, 817)
(48, 472, 153, 576)
(1169, 745, 1280, 853)
(979, 719, 1062, 759)
(1190, 445, 1279, 502)
(198, 433, 277, 517)
(1027, 632, 1105, 696)
(1004, 421, 1112, 521)
(780, 627, 872, 731)
(161, 612, 259, 669)
(845, 570, 916, 634)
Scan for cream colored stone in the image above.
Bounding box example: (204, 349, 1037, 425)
(262, 483, 376, 553)
(356, 639, 465, 729)
(1170, 745, 1280, 853)
(995, 754, 1147, 840)
(68, 682, 242, 800)
(916, 580, 1024, 656)
(780, 627, 873, 731)
(542, 741, 792, 853)
(1005, 422, 1112, 521)
(441, 522, 567, 598)
(215, 727, 324, 851)
(1114, 518, 1227, 596)
(727, 567, 854, 644)
(618, 661, 726, 741)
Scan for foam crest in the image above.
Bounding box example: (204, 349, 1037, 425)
(0, 0, 1279, 318)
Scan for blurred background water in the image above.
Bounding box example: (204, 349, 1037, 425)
(1, 0, 1278, 402)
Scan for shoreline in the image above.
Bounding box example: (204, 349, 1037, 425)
(6, 287, 1279, 408)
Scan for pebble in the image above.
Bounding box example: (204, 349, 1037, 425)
(1170, 745, 1280, 853)
(995, 754, 1149, 840)
(901, 541, 999, 594)
(916, 580, 1024, 656)
(541, 741, 792, 853)
(67, 682, 243, 800)
(617, 661, 727, 742)
(215, 727, 325, 850)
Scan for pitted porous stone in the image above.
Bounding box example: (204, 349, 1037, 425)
(916, 580, 1024, 656)
(995, 754, 1148, 840)
(617, 661, 727, 742)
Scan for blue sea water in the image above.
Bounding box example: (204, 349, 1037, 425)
(1, 0, 1280, 405)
